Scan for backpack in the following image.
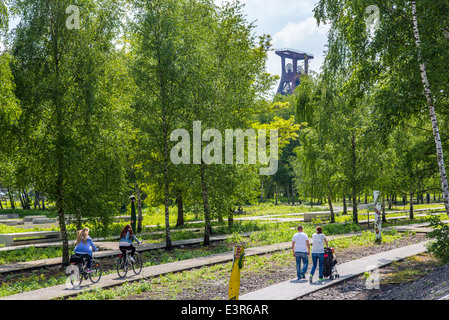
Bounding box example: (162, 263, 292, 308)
(69, 253, 84, 264)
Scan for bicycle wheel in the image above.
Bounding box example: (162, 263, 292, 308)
(89, 259, 102, 283)
(132, 253, 143, 275)
(69, 264, 83, 287)
(117, 255, 128, 278)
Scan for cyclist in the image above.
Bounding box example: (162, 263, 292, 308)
(119, 224, 142, 262)
(74, 227, 98, 273)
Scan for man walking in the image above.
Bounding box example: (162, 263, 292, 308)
(292, 225, 310, 280)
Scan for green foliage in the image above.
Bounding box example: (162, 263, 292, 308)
(0, 53, 20, 126)
(426, 216, 449, 263)
(6, 0, 131, 262)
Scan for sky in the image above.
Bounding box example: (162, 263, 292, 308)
(2, 0, 330, 92)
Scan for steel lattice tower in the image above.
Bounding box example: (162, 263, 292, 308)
(275, 49, 314, 95)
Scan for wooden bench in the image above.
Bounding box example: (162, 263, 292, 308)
(0, 231, 61, 247)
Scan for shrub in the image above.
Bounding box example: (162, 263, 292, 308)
(426, 216, 449, 263)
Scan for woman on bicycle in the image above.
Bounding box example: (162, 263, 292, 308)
(74, 227, 98, 273)
(119, 225, 141, 262)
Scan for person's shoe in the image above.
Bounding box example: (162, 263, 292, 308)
(130, 257, 135, 263)
(318, 277, 323, 282)
(86, 269, 92, 273)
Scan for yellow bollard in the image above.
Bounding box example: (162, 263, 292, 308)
(228, 246, 245, 300)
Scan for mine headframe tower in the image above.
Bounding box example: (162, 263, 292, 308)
(275, 48, 314, 95)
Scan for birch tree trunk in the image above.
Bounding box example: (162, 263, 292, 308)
(373, 191, 382, 243)
(292, 183, 295, 205)
(411, 0, 449, 216)
(200, 162, 211, 246)
(175, 189, 184, 227)
(328, 193, 335, 223)
(135, 182, 143, 233)
(163, 115, 172, 250)
(351, 132, 358, 223)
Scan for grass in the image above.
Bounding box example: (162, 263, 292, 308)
(329, 230, 406, 251)
(242, 202, 330, 216)
(379, 253, 442, 285)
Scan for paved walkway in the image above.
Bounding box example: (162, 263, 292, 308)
(240, 241, 429, 300)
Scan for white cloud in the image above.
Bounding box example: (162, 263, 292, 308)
(269, 17, 330, 76)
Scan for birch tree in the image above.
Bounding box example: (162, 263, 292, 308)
(10, 0, 128, 264)
(314, 0, 449, 216)
(410, 0, 449, 215)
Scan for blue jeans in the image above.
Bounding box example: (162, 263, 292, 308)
(311, 253, 324, 279)
(295, 252, 308, 279)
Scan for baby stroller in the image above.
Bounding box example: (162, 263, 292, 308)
(323, 247, 339, 280)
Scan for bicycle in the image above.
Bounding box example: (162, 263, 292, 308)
(67, 253, 102, 288)
(117, 247, 143, 278)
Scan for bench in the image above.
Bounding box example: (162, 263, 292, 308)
(0, 231, 61, 247)
(23, 215, 47, 223)
(0, 220, 19, 226)
(303, 212, 331, 222)
(32, 218, 57, 224)
(0, 214, 19, 219)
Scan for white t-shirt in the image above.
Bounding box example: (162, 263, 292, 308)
(292, 232, 309, 253)
(312, 233, 326, 253)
